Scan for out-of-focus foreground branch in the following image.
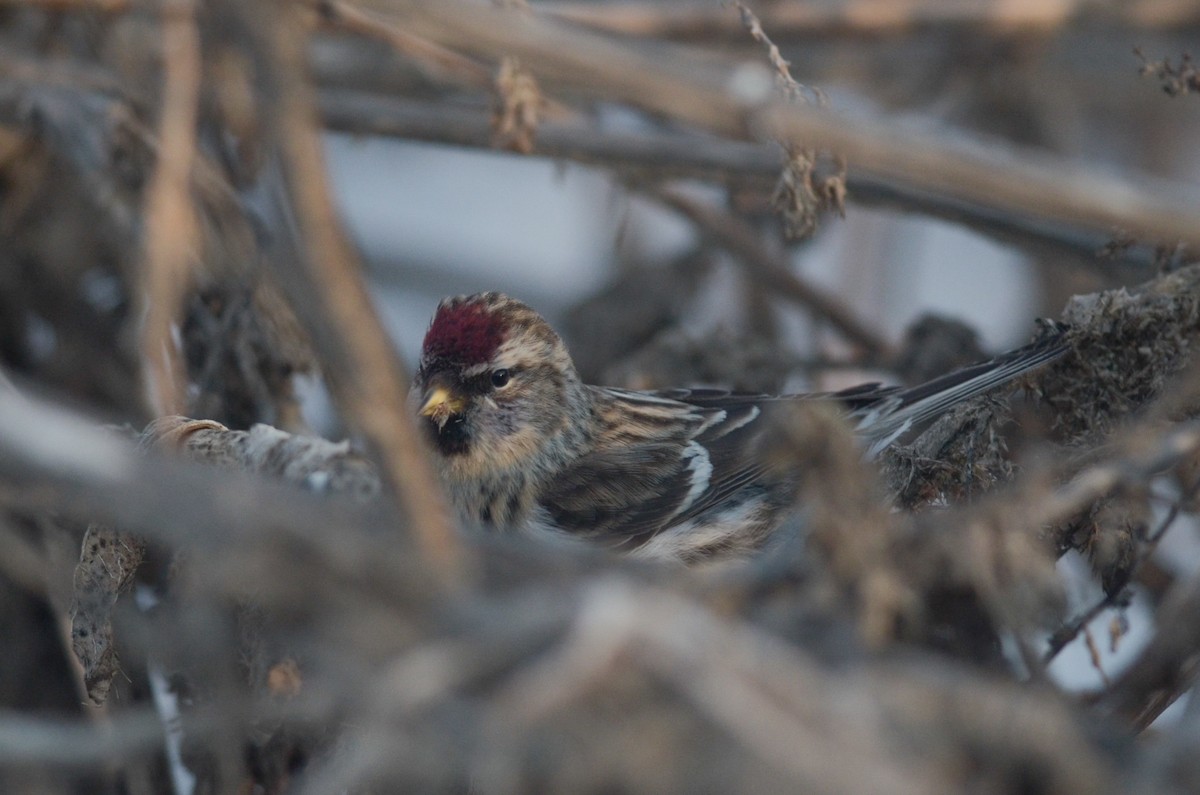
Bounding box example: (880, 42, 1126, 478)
(0, 261, 1197, 791)
(2, 1, 1200, 793)
(371, 0, 1200, 250)
(540, 0, 1200, 40)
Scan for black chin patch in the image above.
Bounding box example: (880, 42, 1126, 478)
(427, 415, 471, 456)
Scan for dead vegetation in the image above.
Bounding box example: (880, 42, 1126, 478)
(3, 1, 1200, 794)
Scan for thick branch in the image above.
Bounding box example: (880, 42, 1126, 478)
(366, 0, 1200, 250)
(317, 90, 1158, 269)
(218, 0, 469, 584)
(0, 709, 165, 766)
(138, 0, 201, 416)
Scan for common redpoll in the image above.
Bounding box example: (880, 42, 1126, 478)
(413, 292, 1064, 561)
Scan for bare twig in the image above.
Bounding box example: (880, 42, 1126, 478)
(370, 0, 1200, 250)
(1044, 501, 1183, 664)
(734, 1, 810, 101)
(318, 0, 495, 90)
(735, 1, 844, 240)
(1100, 568, 1200, 730)
(651, 187, 892, 358)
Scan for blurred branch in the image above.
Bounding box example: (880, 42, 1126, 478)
(0, 15, 1176, 272)
(9, 0, 1200, 35)
(0, 0, 132, 10)
(0, 55, 260, 264)
(1036, 422, 1200, 529)
(138, 0, 201, 416)
(217, 0, 470, 585)
(318, 0, 495, 90)
(317, 90, 1160, 270)
(1045, 500, 1184, 664)
(1101, 568, 1200, 730)
(0, 518, 51, 595)
(369, 0, 1200, 250)
(490, 579, 937, 795)
(317, 89, 774, 176)
(0, 709, 164, 766)
(1, 273, 1198, 787)
(0, 390, 416, 603)
(650, 187, 893, 358)
(541, 0, 1200, 40)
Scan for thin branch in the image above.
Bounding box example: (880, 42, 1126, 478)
(1100, 568, 1200, 730)
(317, 1, 577, 121)
(734, 1, 811, 101)
(651, 186, 893, 358)
(1044, 501, 1183, 664)
(370, 0, 1200, 250)
(735, 1, 844, 240)
(315, 90, 1159, 270)
(1034, 423, 1200, 530)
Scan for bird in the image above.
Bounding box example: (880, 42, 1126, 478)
(412, 292, 1066, 562)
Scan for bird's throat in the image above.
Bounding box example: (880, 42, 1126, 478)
(427, 415, 471, 456)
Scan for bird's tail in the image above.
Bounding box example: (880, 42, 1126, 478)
(854, 323, 1068, 455)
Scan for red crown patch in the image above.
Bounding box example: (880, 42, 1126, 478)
(422, 301, 506, 366)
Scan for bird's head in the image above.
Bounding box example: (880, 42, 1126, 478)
(413, 293, 583, 478)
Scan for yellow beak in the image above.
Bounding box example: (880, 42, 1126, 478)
(419, 386, 466, 429)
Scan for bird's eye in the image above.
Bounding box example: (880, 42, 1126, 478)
(490, 369, 511, 389)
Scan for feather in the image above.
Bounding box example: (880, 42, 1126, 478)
(537, 330, 1066, 553)
(415, 292, 1068, 561)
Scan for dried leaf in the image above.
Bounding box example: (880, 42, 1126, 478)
(493, 56, 541, 154)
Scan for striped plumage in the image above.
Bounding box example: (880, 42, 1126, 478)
(413, 292, 1065, 562)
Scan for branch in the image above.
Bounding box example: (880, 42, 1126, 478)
(650, 187, 893, 358)
(1044, 499, 1184, 663)
(365, 0, 1200, 250)
(0, 709, 164, 766)
(0, 391, 417, 601)
(541, 0, 1200, 40)
(1101, 568, 1200, 730)
(137, 0, 202, 416)
(0, 319, 1193, 790)
(318, 0, 494, 90)
(214, 0, 469, 585)
(316, 90, 1160, 269)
